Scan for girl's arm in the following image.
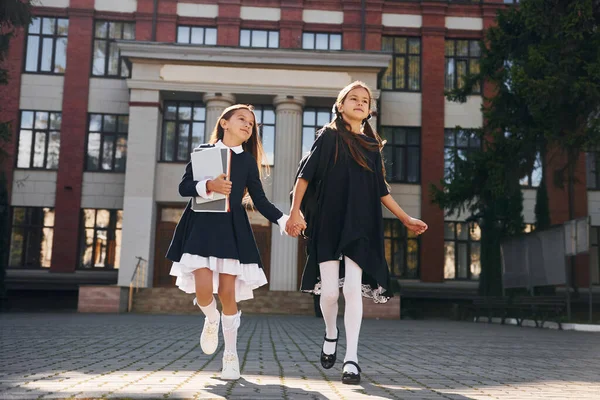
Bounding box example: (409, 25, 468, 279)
(246, 159, 284, 225)
(288, 178, 309, 235)
(381, 194, 428, 235)
(178, 162, 199, 197)
(178, 162, 231, 198)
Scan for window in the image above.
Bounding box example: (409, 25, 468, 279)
(302, 32, 342, 50)
(79, 209, 123, 269)
(444, 129, 481, 181)
(384, 219, 420, 279)
(254, 106, 276, 166)
(520, 152, 542, 188)
(381, 37, 421, 91)
(524, 223, 535, 233)
(17, 111, 61, 169)
(176, 26, 217, 45)
(24, 17, 68, 74)
(445, 39, 481, 93)
(444, 221, 481, 280)
(240, 29, 279, 48)
(86, 114, 128, 172)
(9, 207, 54, 268)
(302, 108, 333, 155)
(587, 152, 600, 189)
(380, 127, 420, 183)
(161, 101, 206, 162)
(92, 21, 135, 77)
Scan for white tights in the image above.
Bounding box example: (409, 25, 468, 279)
(319, 256, 363, 374)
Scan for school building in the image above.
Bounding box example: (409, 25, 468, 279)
(2, 0, 598, 310)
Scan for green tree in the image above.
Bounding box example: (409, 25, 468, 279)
(434, 0, 600, 295)
(0, 0, 32, 300)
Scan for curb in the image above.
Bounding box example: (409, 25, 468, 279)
(474, 317, 600, 332)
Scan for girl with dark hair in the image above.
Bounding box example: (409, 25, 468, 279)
(167, 104, 302, 380)
(287, 81, 427, 384)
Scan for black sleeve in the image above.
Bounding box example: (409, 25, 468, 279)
(376, 151, 390, 197)
(246, 156, 284, 224)
(298, 129, 333, 182)
(178, 162, 200, 197)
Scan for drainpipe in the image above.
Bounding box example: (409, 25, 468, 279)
(151, 0, 158, 41)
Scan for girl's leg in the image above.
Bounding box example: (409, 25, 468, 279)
(218, 274, 241, 380)
(319, 260, 340, 355)
(193, 268, 220, 355)
(193, 268, 219, 323)
(342, 256, 363, 374)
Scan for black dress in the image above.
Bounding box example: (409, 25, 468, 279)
(166, 145, 283, 302)
(298, 129, 393, 303)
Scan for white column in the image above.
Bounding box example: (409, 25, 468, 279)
(117, 89, 161, 287)
(269, 95, 305, 291)
(369, 108, 378, 133)
(203, 93, 236, 142)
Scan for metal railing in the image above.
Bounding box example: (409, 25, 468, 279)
(128, 256, 148, 312)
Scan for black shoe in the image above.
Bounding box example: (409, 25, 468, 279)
(320, 328, 339, 369)
(342, 361, 361, 385)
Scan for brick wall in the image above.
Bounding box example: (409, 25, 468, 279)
(51, 1, 94, 273)
(0, 26, 25, 200)
(130, 287, 400, 319)
(78, 285, 129, 313)
(419, 3, 447, 283)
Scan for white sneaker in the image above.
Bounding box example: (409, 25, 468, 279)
(221, 351, 240, 380)
(200, 317, 220, 355)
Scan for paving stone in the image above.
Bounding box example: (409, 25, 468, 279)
(1, 313, 600, 399)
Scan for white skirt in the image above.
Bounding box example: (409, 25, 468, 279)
(169, 253, 268, 302)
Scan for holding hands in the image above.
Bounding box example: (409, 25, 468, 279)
(286, 211, 307, 238)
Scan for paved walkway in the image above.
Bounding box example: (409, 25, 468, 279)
(1, 313, 599, 399)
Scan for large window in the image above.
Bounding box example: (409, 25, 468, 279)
(587, 152, 600, 189)
(79, 209, 122, 269)
(17, 111, 61, 170)
(302, 32, 342, 50)
(381, 37, 421, 91)
(161, 101, 206, 162)
(254, 106, 276, 166)
(9, 207, 54, 268)
(240, 29, 279, 48)
(520, 152, 542, 188)
(444, 129, 481, 181)
(86, 114, 128, 172)
(176, 26, 217, 45)
(445, 39, 481, 93)
(24, 17, 69, 74)
(92, 21, 135, 77)
(302, 108, 333, 155)
(384, 219, 420, 279)
(444, 221, 481, 280)
(380, 127, 420, 183)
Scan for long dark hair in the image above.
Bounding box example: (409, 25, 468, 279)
(208, 104, 267, 179)
(208, 104, 267, 205)
(326, 81, 388, 177)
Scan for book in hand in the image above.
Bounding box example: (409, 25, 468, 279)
(190, 146, 232, 212)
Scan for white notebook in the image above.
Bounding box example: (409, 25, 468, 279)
(190, 146, 231, 212)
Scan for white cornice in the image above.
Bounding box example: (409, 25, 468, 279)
(117, 42, 391, 70)
(127, 79, 382, 100)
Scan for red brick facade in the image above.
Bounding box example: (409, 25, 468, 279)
(51, 1, 95, 273)
(0, 0, 592, 289)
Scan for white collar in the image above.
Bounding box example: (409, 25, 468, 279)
(215, 140, 244, 154)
